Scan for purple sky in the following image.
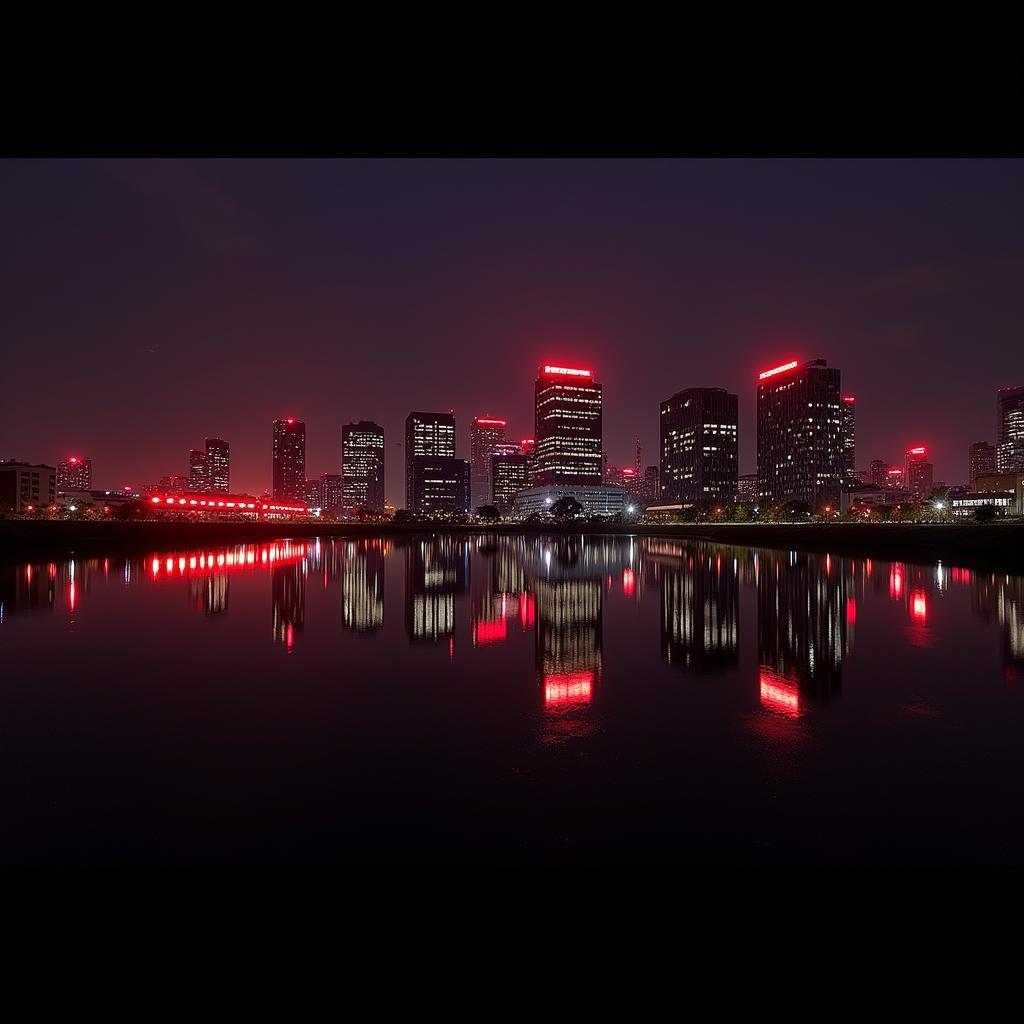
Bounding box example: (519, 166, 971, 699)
(2, 157, 1022, 498)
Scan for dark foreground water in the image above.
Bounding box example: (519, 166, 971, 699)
(1, 533, 1022, 864)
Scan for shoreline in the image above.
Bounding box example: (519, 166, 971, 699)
(1, 519, 1021, 571)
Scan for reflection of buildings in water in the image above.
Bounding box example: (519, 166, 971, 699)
(272, 562, 306, 651)
(469, 535, 535, 646)
(189, 574, 229, 616)
(999, 576, 1024, 677)
(0, 563, 57, 623)
(341, 540, 384, 633)
(404, 536, 467, 642)
(757, 550, 849, 702)
(659, 549, 739, 672)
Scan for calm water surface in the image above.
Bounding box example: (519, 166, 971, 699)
(2, 533, 1022, 863)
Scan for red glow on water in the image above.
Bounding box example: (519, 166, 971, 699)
(890, 565, 904, 599)
(622, 567, 636, 597)
(911, 589, 928, 623)
(542, 365, 592, 378)
(544, 672, 594, 706)
(68, 581, 76, 611)
(473, 619, 507, 646)
(846, 597, 857, 625)
(758, 359, 799, 380)
(519, 592, 535, 628)
(759, 668, 800, 717)
(286, 623, 295, 650)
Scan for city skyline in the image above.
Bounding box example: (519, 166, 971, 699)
(4, 159, 1022, 497)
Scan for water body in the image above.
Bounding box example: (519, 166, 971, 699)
(1, 534, 1021, 864)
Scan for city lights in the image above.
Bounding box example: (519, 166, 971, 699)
(757, 359, 799, 380)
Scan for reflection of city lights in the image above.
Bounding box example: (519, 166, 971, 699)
(473, 619, 507, 646)
(846, 597, 857, 625)
(889, 565, 904, 599)
(622, 568, 636, 597)
(911, 589, 928, 623)
(759, 668, 800, 717)
(544, 672, 594, 706)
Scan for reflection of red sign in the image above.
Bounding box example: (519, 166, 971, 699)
(846, 596, 857, 625)
(911, 589, 928, 624)
(472, 618, 507, 646)
(544, 672, 594, 706)
(622, 568, 636, 597)
(759, 667, 800, 718)
(519, 592, 535, 629)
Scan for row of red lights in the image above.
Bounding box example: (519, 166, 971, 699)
(149, 495, 307, 513)
(542, 365, 592, 378)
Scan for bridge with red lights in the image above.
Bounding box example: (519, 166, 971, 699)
(147, 492, 309, 517)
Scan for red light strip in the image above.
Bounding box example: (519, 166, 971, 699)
(474, 418, 507, 427)
(149, 494, 306, 513)
(843, 395, 855, 403)
(542, 365, 592, 377)
(544, 672, 594, 705)
(908, 446, 926, 456)
(758, 360, 799, 380)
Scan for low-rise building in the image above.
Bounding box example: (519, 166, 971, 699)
(514, 484, 626, 518)
(0, 460, 57, 513)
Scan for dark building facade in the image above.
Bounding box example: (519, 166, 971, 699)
(997, 385, 1024, 472)
(533, 365, 603, 486)
(870, 459, 889, 488)
(272, 418, 306, 501)
(0, 461, 56, 513)
(319, 472, 343, 514)
(905, 446, 934, 499)
(469, 416, 507, 510)
(969, 441, 997, 487)
(491, 452, 530, 511)
(756, 359, 843, 506)
(409, 456, 470, 514)
(342, 420, 385, 513)
(188, 448, 210, 492)
(405, 412, 455, 510)
(206, 437, 230, 492)
(660, 386, 739, 504)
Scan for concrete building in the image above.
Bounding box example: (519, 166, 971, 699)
(57, 456, 91, 494)
(342, 420, 385, 513)
(660, 386, 739, 505)
(514, 484, 626, 518)
(272, 418, 306, 501)
(405, 412, 455, 510)
(491, 452, 530, 512)
(969, 442, 997, 487)
(0, 461, 57, 514)
(409, 456, 470, 514)
(469, 416, 507, 510)
(533, 365, 603, 486)
(905, 446, 934, 499)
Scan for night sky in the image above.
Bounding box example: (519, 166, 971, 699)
(2, 158, 1021, 499)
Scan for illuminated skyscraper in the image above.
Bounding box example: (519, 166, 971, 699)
(756, 359, 843, 506)
(206, 437, 230, 492)
(56, 456, 91, 494)
(969, 442, 997, 486)
(469, 416, 507, 510)
(660, 386, 738, 504)
(870, 459, 889, 488)
(342, 420, 385, 513)
(188, 448, 210, 491)
(491, 451, 530, 511)
(405, 412, 455, 510)
(841, 396, 856, 478)
(319, 473, 343, 514)
(533, 365, 603, 486)
(409, 457, 470, 514)
(997, 389, 1024, 472)
(272, 418, 306, 501)
(905, 446, 934, 498)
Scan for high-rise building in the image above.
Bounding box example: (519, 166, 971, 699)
(634, 437, 642, 475)
(405, 412, 455, 509)
(188, 448, 210, 491)
(904, 446, 934, 499)
(342, 421, 385, 513)
(870, 459, 889, 488)
(491, 452, 530, 512)
(272, 418, 306, 501)
(533, 365, 603, 486)
(643, 465, 660, 501)
(469, 416, 507, 510)
(409, 456, 470, 514)
(841, 396, 856, 478)
(737, 473, 757, 503)
(303, 478, 321, 508)
(997, 389, 1024, 472)
(319, 473, 343, 514)
(159, 474, 189, 493)
(969, 441, 997, 486)
(206, 437, 230, 492)
(660, 386, 739, 504)
(756, 359, 843, 506)
(56, 456, 91, 494)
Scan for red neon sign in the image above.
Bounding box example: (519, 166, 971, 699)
(758, 360, 799, 380)
(542, 365, 592, 378)
(843, 395, 855, 403)
(908, 446, 926, 456)
(474, 418, 506, 427)
(68, 456, 79, 463)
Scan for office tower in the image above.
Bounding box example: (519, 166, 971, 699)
(605, 465, 623, 487)
(756, 359, 843, 506)
(904, 446, 934, 499)
(634, 437, 642, 475)
(644, 465, 660, 500)
(342, 421, 385, 513)
(969, 442, 997, 486)
(491, 453, 530, 512)
(533, 365, 603, 486)
(737, 473, 757, 503)
(272, 418, 306, 501)
(998, 409, 1024, 473)
(997, 385, 1024, 445)
(660, 386, 739, 504)
(841, 396, 856, 478)
(303, 478, 321, 508)
(621, 467, 643, 499)
(319, 473, 343, 514)
(409, 456, 470, 514)
(405, 411, 455, 509)
(56, 456, 91, 494)
(205, 437, 230, 492)
(886, 466, 905, 490)
(469, 416, 507, 510)
(159, 474, 189, 493)
(870, 459, 889, 488)
(0, 461, 56, 514)
(188, 448, 210, 491)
